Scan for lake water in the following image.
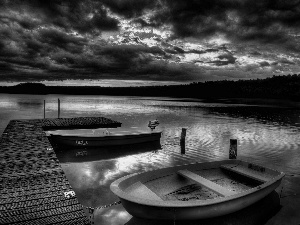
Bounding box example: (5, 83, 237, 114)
(0, 94, 299, 224)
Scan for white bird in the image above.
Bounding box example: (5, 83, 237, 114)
(148, 119, 159, 130)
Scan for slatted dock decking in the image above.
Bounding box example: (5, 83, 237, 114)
(0, 117, 122, 224)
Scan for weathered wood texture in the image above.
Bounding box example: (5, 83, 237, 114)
(42, 117, 122, 130)
(0, 117, 121, 224)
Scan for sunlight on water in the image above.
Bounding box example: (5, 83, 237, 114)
(1, 94, 300, 224)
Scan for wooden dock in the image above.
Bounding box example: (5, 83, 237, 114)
(0, 117, 122, 224)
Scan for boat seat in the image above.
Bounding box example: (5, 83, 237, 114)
(220, 164, 270, 183)
(126, 181, 163, 201)
(177, 170, 235, 197)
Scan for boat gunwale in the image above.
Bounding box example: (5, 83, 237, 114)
(110, 159, 285, 208)
(48, 131, 162, 138)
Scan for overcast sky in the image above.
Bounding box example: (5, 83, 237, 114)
(1, 0, 300, 85)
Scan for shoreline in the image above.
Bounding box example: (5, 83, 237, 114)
(200, 98, 300, 109)
(0, 75, 299, 102)
(1, 91, 299, 109)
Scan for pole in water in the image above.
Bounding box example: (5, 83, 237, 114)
(180, 128, 187, 142)
(58, 98, 60, 118)
(180, 141, 186, 155)
(44, 100, 45, 119)
(180, 128, 186, 154)
(229, 139, 237, 159)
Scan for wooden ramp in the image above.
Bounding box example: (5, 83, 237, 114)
(177, 170, 235, 197)
(0, 117, 122, 224)
(221, 164, 270, 183)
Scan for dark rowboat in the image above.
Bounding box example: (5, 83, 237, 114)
(47, 127, 162, 147)
(110, 159, 284, 220)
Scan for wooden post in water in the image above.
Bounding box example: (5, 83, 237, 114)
(180, 128, 187, 154)
(180, 128, 187, 142)
(180, 141, 186, 155)
(229, 139, 237, 159)
(44, 100, 45, 119)
(58, 98, 60, 118)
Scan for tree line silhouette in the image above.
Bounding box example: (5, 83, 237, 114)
(0, 74, 299, 101)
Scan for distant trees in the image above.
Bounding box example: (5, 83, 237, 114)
(15, 82, 46, 89)
(11, 82, 48, 94)
(0, 75, 299, 101)
(164, 74, 300, 100)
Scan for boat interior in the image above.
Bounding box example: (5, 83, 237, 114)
(121, 160, 280, 202)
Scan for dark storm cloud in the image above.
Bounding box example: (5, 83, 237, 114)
(25, 39, 45, 57)
(128, 60, 211, 81)
(0, 13, 41, 30)
(185, 48, 222, 55)
(208, 53, 237, 66)
(278, 58, 295, 65)
(250, 51, 262, 56)
(0, 0, 120, 33)
(161, 44, 226, 55)
(147, 0, 300, 47)
(45, 43, 174, 80)
(0, 62, 14, 72)
(132, 18, 159, 28)
(259, 61, 270, 67)
(91, 44, 165, 68)
(1, 0, 299, 83)
(271, 58, 296, 67)
(0, 24, 89, 69)
(47, 44, 204, 81)
(100, 0, 156, 18)
(38, 28, 88, 53)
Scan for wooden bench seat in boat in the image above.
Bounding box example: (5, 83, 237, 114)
(126, 181, 163, 201)
(177, 170, 235, 197)
(220, 164, 270, 183)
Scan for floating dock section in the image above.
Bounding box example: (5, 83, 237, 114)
(0, 117, 122, 224)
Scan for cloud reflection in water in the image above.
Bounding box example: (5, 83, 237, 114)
(61, 149, 172, 209)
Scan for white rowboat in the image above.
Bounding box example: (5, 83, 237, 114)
(110, 159, 284, 220)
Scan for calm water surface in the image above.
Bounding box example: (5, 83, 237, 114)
(0, 94, 299, 224)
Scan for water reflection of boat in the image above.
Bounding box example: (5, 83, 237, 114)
(55, 141, 162, 163)
(46, 127, 162, 148)
(110, 159, 284, 220)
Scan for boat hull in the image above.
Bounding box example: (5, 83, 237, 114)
(110, 159, 285, 220)
(119, 179, 282, 220)
(50, 132, 161, 147)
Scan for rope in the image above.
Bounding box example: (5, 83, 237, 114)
(279, 176, 300, 199)
(84, 201, 122, 225)
(285, 173, 300, 177)
(280, 193, 300, 198)
(95, 200, 122, 209)
(173, 208, 176, 225)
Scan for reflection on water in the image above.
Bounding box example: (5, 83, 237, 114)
(55, 141, 162, 163)
(1, 94, 300, 224)
(16, 99, 43, 108)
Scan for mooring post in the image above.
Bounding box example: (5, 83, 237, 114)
(180, 141, 186, 155)
(229, 139, 237, 159)
(58, 98, 60, 118)
(180, 128, 187, 155)
(43, 100, 46, 119)
(180, 128, 187, 143)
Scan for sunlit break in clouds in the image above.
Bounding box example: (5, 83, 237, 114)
(1, 0, 300, 86)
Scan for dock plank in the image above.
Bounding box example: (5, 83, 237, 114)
(0, 117, 122, 224)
